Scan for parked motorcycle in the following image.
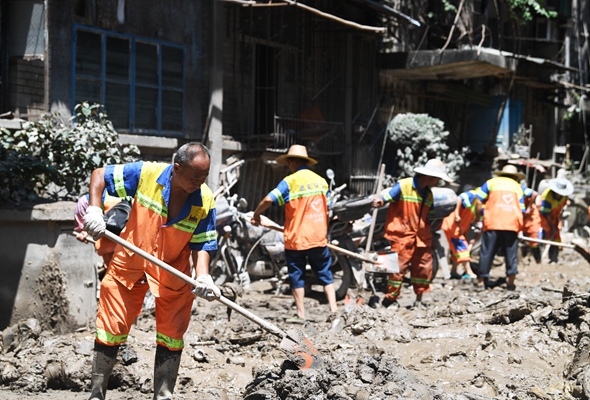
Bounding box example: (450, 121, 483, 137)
(210, 166, 357, 300)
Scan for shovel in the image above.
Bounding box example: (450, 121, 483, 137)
(519, 235, 590, 264)
(252, 215, 377, 265)
(102, 230, 322, 369)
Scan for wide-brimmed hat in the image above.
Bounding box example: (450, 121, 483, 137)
(275, 144, 318, 166)
(413, 159, 453, 183)
(493, 165, 526, 181)
(549, 178, 574, 197)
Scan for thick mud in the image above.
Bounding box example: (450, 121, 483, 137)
(2, 236, 590, 399)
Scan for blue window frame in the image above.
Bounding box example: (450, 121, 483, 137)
(72, 25, 185, 136)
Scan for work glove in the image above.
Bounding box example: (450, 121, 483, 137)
(83, 206, 106, 239)
(192, 274, 221, 302)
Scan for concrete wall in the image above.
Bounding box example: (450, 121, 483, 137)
(0, 202, 100, 332)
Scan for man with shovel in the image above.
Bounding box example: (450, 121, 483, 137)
(538, 177, 574, 263)
(250, 144, 338, 324)
(83, 142, 220, 400)
(372, 159, 453, 310)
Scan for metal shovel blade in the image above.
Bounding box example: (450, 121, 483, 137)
(279, 329, 322, 369)
(103, 230, 323, 369)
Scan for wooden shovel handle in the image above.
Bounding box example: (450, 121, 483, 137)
(258, 220, 376, 264)
(102, 230, 288, 339)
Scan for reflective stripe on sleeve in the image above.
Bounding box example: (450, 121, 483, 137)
(271, 188, 285, 206)
(113, 165, 128, 198)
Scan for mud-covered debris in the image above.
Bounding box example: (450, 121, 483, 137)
(566, 333, 590, 379)
(221, 282, 244, 300)
(243, 353, 434, 399)
(36, 259, 74, 333)
(487, 300, 532, 324)
(0, 362, 18, 384)
(120, 345, 138, 365)
(226, 357, 246, 367)
(74, 340, 93, 356)
(192, 348, 207, 362)
(228, 332, 263, 345)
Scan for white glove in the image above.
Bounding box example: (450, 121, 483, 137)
(83, 206, 106, 239)
(192, 274, 221, 302)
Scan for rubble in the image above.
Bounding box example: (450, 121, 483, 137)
(1, 247, 590, 399)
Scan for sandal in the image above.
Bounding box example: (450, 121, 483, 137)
(286, 316, 306, 324)
(450, 272, 462, 280)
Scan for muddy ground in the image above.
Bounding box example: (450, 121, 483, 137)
(2, 235, 590, 399)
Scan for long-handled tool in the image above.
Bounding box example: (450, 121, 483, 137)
(519, 235, 590, 264)
(253, 215, 377, 265)
(102, 230, 321, 369)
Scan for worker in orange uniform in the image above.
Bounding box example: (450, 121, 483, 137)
(251, 144, 338, 324)
(520, 183, 542, 263)
(74, 191, 123, 279)
(539, 177, 574, 263)
(475, 165, 525, 291)
(83, 142, 220, 400)
(441, 185, 482, 279)
(372, 159, 453, 310)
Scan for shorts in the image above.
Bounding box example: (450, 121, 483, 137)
(285, 246, 333, 289)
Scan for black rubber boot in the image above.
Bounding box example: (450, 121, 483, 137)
(532, 247, 542, 264)
(88, 342, 119, 400)
(153, 345, 182, 400)
(549, 246, 559, 263)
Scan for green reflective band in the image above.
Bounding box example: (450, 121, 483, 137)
(410, 277, 431, 285)
(136, 190, 167, 217)
(191, 230, 217, 244)
(113, 165, 128, 198)
(271, 188, 285, 206)
(290, 188, 327, 200)
(174, 219, 199, 233)
(400, 195, 424, 204)
(383, 193, 393, 202)
(387, 280, 402, 287)
(475, 188, 487, 200)
(96, 328, 128, 345)
(156, 332, 184, 350)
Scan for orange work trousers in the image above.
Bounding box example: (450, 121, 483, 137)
(385, 242, 432, 301)
(95, 270, 194, 351)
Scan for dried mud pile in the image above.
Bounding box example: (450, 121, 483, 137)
(2, 243, 590, 400)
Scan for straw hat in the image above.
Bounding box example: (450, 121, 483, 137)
(549, 178, 574, 197)
(493, 165, 526, 181)
(413, 159, 453, 183)
(275, 144, 318, 166)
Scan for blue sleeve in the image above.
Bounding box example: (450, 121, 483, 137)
(104, 161, 144, 199)
(268, 180, 290, 206)
(189, 207, 218, 252)
(476, 182, 489, 202)
(382, 183, 401, 203)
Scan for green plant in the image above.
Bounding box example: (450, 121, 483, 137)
(505, 0, 557, 24)
(384, 113, 468, 182)
(0, 102, 140, 204)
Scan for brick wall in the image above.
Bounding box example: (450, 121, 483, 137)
(8, 58, 46, 119)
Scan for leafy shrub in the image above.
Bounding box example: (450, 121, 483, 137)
(0, 102, 140, 204)
(384, 113, 468, 183)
